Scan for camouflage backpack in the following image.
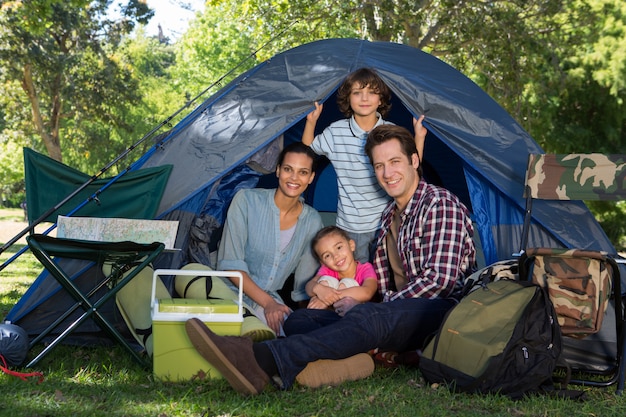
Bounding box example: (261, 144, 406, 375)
(520, 248, 613, 339)
(461, 259, 519, 296)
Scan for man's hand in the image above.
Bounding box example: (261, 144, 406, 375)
(333, 297, 361, 317)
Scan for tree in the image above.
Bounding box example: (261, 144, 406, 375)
(0, 132, 26, 208)
(526, 0, 626, 248)
(168, 2, 260, 109)
(167, 0, 363, 102)
(0, 0, 153, 164)
(115, 27, 183, 155)
(204, 1, 573, 119)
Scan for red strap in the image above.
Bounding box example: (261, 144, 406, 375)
(0, 355, 44, 383)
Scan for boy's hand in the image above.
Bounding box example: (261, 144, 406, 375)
(413, 115, 427, 139)
(306, 101, 323, 123)
(413, 115, 427, 161)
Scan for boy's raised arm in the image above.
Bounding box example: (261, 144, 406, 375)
(302, 102, 324, 146)
(413, 115, 427, 161)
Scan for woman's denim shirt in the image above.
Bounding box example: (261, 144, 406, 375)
(217, 188, 323, 304)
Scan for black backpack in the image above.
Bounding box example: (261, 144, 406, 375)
(419, 278, 562, 399)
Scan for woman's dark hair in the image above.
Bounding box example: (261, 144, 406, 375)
(336, 68, 392, 118)
(310, 225, 351, 261)
(276, 142, 318, 172)
(365, 124, 422, 176)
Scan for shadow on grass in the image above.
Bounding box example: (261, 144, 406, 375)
(0, 288, 28, 316)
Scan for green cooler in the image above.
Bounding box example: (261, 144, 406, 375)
(151, 269, 243, 381)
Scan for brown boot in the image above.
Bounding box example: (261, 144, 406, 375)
(295, 353, 375, 388)
(185, 318, 269, 395)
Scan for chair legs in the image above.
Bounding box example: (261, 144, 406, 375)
(25, 235, 163, 368)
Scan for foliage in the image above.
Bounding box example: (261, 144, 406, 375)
(197, 0, 626, 247)
(171, 0, 362, 98)
(0, 78, 30, 208)
(0, 140, 25, 208)
(589, 201, 626, 251)
(206, 1, 570, 119)
(0, 0, 153, 166)
(584, 0, 626, 97)
(113, 28, 182, 166)
(519, 0, 626, 240)
(201, 1, 625, 154)
(519, 0, 626, 155)
(169, 2, 265, 101)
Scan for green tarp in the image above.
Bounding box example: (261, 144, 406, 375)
(24, 148, 172, 223)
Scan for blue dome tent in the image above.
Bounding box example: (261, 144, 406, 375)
(7, 38, 621, 355)
(136, 38, 617, 265)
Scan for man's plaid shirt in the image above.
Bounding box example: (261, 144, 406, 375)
(374, 179, 476, 301)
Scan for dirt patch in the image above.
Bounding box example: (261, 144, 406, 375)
(0, 220, 30, 245)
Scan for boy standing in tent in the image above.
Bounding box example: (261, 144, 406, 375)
(302, 67, 426, 262)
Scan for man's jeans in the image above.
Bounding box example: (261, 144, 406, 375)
(264, 298, 455, 389)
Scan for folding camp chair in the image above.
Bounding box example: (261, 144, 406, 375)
(25, 234, 165, 368)
(517, 153, 626, 394)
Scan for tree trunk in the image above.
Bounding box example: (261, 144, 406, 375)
(21, 63, 63, 162)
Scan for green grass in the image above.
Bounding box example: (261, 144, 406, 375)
(0, 243, 36, 320)
(1, 209, 625, 416)
(3, 351, 624, 417)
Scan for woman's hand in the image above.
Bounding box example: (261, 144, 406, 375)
(263, 299, 292, 334)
